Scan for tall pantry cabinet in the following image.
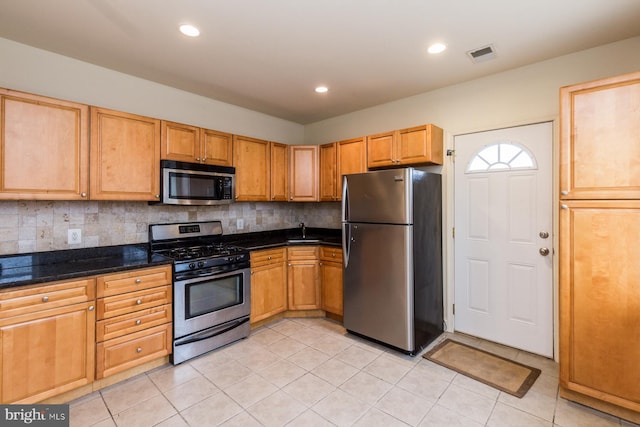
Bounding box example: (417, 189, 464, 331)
(559, 71, 640, 423)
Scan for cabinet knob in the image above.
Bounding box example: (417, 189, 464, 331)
(196, 157, 201, 161)
(135, 279, 142, 284)
(88, 305, 95, 311)
(42, 296, 49, 302)
(561, 190, 569, 196)
(136, 347, 142, 353)
(155, 194, 160, 199)
(135, 319, 141, 325)
(136, 299, 142, 305)
(81, 192, 87, 198)
(202, 157, 207, 162)
(267, 256, 272, 260)
(561, 204, 568, 210)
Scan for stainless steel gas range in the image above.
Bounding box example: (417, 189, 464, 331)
(149, 221, 250, 364)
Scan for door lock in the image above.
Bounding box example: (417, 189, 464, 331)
(539, 247, 550, 256)
(539, 231, 549, 239)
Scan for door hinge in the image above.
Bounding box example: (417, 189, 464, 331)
(452, 227, 455, 238)
(452, 304, 455, 315)
(446, 149, 455, 157)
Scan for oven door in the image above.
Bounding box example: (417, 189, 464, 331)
(173, 267, 250, 339)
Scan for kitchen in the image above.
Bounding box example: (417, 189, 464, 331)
(1, 1, 640, 426)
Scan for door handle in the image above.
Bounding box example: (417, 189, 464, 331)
(539, 248, 550, 256)
(539, 231, 549, 239)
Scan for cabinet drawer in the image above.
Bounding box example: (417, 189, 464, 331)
(97, 285, 171, 320)
(96, 323, 172, 379)
(96, 304, 171, 342)
(250, 248, 286, 267)
(97, 265, 172, 298)
(0, 279, 95, 319)
(287, 246, 319, 261)
(320, 246, 342, 262)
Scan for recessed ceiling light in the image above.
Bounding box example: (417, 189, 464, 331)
(179, 24, 200, 37)
(428, 43, 447, 54)
(315, 86, 328, 93)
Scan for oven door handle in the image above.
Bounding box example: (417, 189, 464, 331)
(174, 317, 250, 347)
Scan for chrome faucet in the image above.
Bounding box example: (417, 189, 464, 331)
(299, 222, 306, 239)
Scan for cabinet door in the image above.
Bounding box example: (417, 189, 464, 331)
(160, 120, 199, 163)
(319, 142, 337, 201)
(0, 302, 95, 404)
(233, 135, 270, 201)
(337, 137, 367, 199)
(560, 71, 640, 199)
(270, 142, 288, 201)
(320, 261, 343, 315)
(201, 128, 233, 166)
(559, 200, 640, 412)
(250, 260, 287, 323)
(287, 260, 320, 310)
(367, 131, 396, 168)
(0, 89, 89, 200)
(289, 145, 318, 201)
(397, 124, 443, 166)
(90, 107, 161, 201)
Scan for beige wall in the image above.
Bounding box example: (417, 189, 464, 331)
(304, 36, 640, 144)
(0, 37, 304, 144)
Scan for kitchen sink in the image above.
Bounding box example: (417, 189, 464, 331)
(287, 238, 321, 243)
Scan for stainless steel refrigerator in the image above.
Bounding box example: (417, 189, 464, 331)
(342, 167, 442, 355)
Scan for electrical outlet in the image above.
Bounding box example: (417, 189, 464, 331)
(68, 229, 82, 245)
(236, 218, 244, 230)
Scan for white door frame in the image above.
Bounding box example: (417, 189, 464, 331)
(442, 118, 560, 361)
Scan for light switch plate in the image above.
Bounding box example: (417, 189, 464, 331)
(68, 229, 82, 244)
(236, 218, 244, 230)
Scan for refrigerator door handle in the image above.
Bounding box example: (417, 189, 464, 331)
(342, 175, 349, 221)
(342, 223, 350, 268)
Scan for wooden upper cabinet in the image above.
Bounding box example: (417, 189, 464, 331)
(289, 145, 318, 202)
(319, 142, 337, 201)
(233, 135, 271, 201)
(0, 88, 89, 200)
(201, 128, 233, 166)
(560, 71, 640, 200)
(270, 142, 288, 201)
(161, 120, 232, 167)
(160, 121, 199, 162)
(337, 137, 367, 198)
(90, 107, 161, 201)
(367, 124, 443, 168)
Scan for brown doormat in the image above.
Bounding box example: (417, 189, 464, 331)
(423, 339, 541, 398)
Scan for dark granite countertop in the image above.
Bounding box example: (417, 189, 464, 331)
(222, 227, 341, 250)
(0, 244, 173, 290)
(0, 228, 341, 290)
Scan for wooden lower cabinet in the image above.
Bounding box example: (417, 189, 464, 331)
(250, 248, 287, 323)
(287, 246, 321, 310)
(559, 201, 640, 417)
(95, 265, 172, 379)
(320, 246, 343, 316)
(0, 279, 96, 404)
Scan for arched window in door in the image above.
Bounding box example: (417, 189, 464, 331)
(465, 142, 537, 173)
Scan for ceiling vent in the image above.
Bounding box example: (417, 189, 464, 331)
(467, 44, 497, 63)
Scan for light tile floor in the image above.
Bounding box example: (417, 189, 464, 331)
(69, 318, 640, 427)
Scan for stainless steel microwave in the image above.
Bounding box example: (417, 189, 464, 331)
(160, 160, 235, 205)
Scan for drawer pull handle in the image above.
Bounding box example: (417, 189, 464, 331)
(135, 279, 142, 284)
(136, 299, 142, 305)
(88, 305, 94, 311)
(42, 296, 49, 302)
(136, 347, 142, 353)
(135, 319, 141, 325)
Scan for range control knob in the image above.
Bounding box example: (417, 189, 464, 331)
(197, 261, 205, 268)
(189, 262, 196, 270)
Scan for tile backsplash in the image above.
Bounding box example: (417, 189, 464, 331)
(0, 201, 341, 255)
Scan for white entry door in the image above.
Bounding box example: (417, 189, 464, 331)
(454, 122, 553, 357)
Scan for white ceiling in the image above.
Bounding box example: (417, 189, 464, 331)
(1, 0, 640, 124)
